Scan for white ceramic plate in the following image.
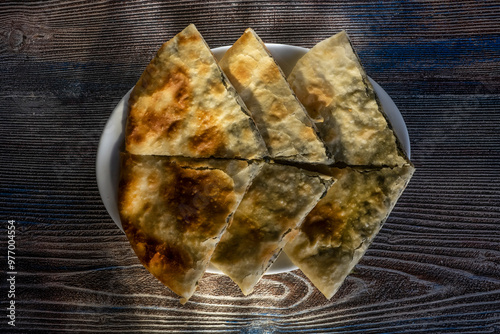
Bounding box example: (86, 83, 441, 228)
(96, 44, 411, 275)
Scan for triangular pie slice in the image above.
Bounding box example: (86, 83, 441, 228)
(218, 28, 330, 164)
(125, 24, 268, 159)
(284, 165, 414, 299)
(288, 30, 408, 166)
(210, 163, 333, 295)
(118, 153, 262, 303)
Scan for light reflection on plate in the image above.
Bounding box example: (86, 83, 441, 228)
(96, 44, 410, 275)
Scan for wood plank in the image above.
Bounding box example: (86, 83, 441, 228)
(1, 0, 499, 332)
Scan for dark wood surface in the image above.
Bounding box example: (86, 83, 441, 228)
(1, 1, 499, 333)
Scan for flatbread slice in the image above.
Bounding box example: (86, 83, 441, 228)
(118, 153, 262, 303)
(218, 28, 330, 164)
(125, 24, 268, 159)
(284, 165, 414, 299)
(288, 31, 408, 166)
(210, 163, 333, 295)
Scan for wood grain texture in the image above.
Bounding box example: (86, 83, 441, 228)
(1, 0, 500, 333)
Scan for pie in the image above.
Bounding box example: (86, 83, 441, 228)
(116, 25, 415, 303)
(288, 30, 408, 166)
(124, 24, 267, 159)
(218, 28, 330, 164)
(210, 162, 333, 295)
(118, 153, 261, 303)
(284, 165, 414, 299)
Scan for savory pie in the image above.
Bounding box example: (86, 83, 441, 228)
(125, 24, 267, 159)
(118, 153, 261, 303)
(117, 25, 415, 303)
(210, 162, 333, 295)
(288, 30, 408, 166)
(219, 28, 330, 163)
(284, 165, 415, 299)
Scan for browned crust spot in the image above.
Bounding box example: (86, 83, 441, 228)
(177, 29, 202, 46)
(126, 65, 192, 148)
(188, 111, 227, 156)
(301, 202, 347, 247)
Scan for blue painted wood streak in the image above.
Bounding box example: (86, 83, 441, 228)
(357, 36, 500, 73)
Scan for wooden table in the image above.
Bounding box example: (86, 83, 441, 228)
(1, 1, 499, 332)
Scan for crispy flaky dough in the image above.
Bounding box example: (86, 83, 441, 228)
(117, 25, 415, 302)
(288, 31, 408, 166)
(210, 163, 333, 295)
(118, 153, 262, 303)
(125, 24, 267, 159)
(284, 165, 414, 299)
(219, 28, 330, 164)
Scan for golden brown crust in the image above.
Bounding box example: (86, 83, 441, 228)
(118, 153, 260, 303)
(288, 31, 408, 166)
(219, 28, 330, 163)
(117, 25, 415, 302)
(210, 162, 333, 295)
(125, 24, 268, 159)
(284, 165, 414, 299)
